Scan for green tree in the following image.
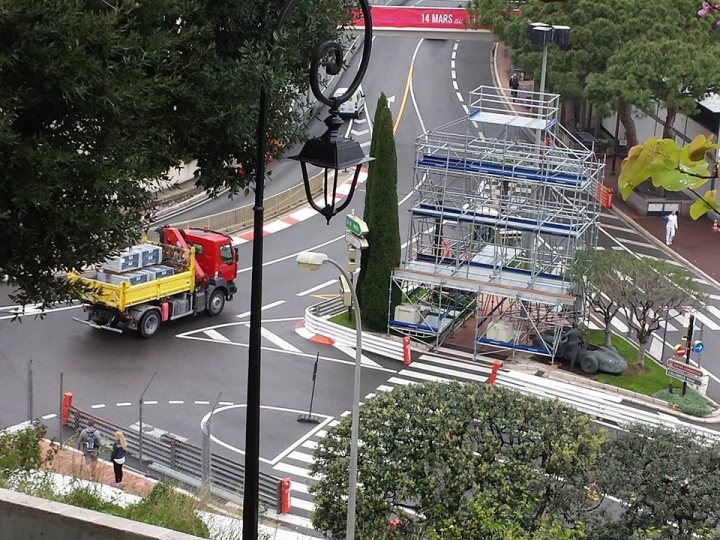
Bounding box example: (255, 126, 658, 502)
(356, 93, 401, 331)
(613, 254, 702, 367)
(572, 250, 626, 347)
(619, 135, 720, 218)
(588, 425, 720, 540)
(310, 382, 605, 539)
(0, 0, 351, 306)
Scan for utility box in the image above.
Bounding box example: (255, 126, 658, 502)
(486, 320, 515, 343)
(394, 304, 422, 324)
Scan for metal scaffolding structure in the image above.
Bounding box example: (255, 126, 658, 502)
(389, 86, 604, 359)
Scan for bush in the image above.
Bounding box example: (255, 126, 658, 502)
(0, 423, 45, 478)
(124, 483, 209, 537)
(653, 388, 715, 417)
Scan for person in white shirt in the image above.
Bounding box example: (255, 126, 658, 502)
(665, 210, 678, 245)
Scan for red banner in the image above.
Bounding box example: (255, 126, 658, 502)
(353, 7, 484, 31)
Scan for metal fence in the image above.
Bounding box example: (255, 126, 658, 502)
(67, 405, 283, 511)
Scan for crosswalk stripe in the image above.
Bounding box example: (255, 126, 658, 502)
(301, 440, 318, 450)
(620, 238, 656, 249)
(376, 385, 394, 392)
(274, 462, 318, 480)
(287, 451, 314, 464)
(409, 361, 488, 382)
(292, 482, 311, 494)
(587, 320, 601, 330)
(396, 369, 450, 383)
(610, 318, 629, 334)
(694, 311, 720, 330)
(705, 305, 720, 321)
(417, 355, 493, 374)
(649, 336, 663, 359)
(595, 246, 605, 250)
(292, 497, 315, 512)
(388, 377, 416, 385)
(601, 223, 634, 233)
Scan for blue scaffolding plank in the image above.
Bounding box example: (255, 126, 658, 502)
(413, 203, 580, 238)
(415, 154, 586, 187)
(476, 336, 551, 355)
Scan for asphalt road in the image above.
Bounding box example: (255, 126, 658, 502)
(4, 29, 720, 526)
(0, 35, 494, 469)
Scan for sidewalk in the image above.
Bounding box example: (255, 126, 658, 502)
(492, 41, 720, 287)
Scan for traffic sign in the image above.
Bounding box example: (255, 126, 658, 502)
(345, 214, 368, 237)
(692, 340, 704, 354)
(673, 344, 687, 358)
(666, 368, 703, 387)
(345, 230, 368, 250)
(666, 359, 704, 379)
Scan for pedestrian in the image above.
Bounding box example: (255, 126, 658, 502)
(509, 73, 520, 100)
(664, 209, 678, 245)
(77, 418, 102, 476)
(110, 430, 127, 488)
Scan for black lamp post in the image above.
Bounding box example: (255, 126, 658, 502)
(243, 2, 372, 538)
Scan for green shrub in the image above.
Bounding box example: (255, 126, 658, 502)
(0, 423, 44, 478)
(124, 483, 209, 538)
(653, 389, 714, 417)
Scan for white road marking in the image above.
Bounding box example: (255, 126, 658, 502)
(601, 223, 634, 233)
(388, 376, 415, 385)
(451, 69, 456, 79)
(705, 305, 720, 321)
(258, 326, 302, 353)
(288, 206, 319, 222)
(237, 300, 286, 319)
(143, 401, 158, 405)
(301, 440, 318, 450)
(219, 401, 233, 406)
(376, 385, 394, 392)
(287, 451, 314, 464)
(450, 60, 455, 69)
(694, 311, 720, 330)
(297, 279, 337, 297)
(90, 404, 106, 409)
(116, 402, 131, 407)
(194, 401, 210, 405)
(292, 482, 311, 494)
(610, 318, 629, 334)
(0, 304, 82, 321)
(620, 238, 656, 249)
(128, 422, 188, 443)
(333, 344, 382, 367)
(452, 80, 459, 91)
(292, 497, 315, 511)
(263, 220, 291, 234)
(274, 462, 318, 480)
(203, 329, 230, 342)
(169, 400, 184, 405)
(42, 414, 57, 420)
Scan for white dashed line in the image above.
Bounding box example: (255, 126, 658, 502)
(116, 402, 132, 407)
(90, 404, 106, 409)
(237, 300, 286, 319)
(297, 279, 338, 297)
(194, 401, 210, 405)
(452, 80, 459, 91)
(143, 401, 158, 405)
(41, 414, 57, 420)
(169, 400, 184, 405)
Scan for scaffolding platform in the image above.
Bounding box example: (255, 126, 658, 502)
(389, 84, 602, 358)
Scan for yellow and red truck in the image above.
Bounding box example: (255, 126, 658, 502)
(69, 227, 238, 338)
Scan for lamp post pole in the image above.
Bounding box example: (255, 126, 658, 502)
(242, 3, 372, 539)
(321, 258, 363, 539)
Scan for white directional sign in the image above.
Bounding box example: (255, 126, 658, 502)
(345, 231, 368, 250)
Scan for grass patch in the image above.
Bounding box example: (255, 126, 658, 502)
(586, 329, 715, 417)
(329, 309, 372, 332)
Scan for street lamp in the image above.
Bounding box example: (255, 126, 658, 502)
(296, 251, 363, 540)
(242, 2, 373, 539)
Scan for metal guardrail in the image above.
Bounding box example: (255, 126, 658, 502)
(305, 298, 406, 359)
(67, 406, 282, 511)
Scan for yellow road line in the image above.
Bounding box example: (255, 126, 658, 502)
(393, 65, 413, 134)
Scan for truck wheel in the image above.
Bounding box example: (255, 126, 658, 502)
(138, 310, 161, 339)
(207, 290, 225, 316)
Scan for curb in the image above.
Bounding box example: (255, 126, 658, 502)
(302, 302, 720, 424)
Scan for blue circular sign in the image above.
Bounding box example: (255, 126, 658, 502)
(693, 341, 704, 354)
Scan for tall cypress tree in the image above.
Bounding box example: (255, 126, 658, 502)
(356, 94, 401, 331)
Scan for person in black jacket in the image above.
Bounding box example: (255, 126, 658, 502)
(110, 430, 127, 487)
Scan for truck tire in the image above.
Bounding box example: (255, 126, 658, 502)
(138, 310, 161, 339)
(207, 290, 225, 316)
